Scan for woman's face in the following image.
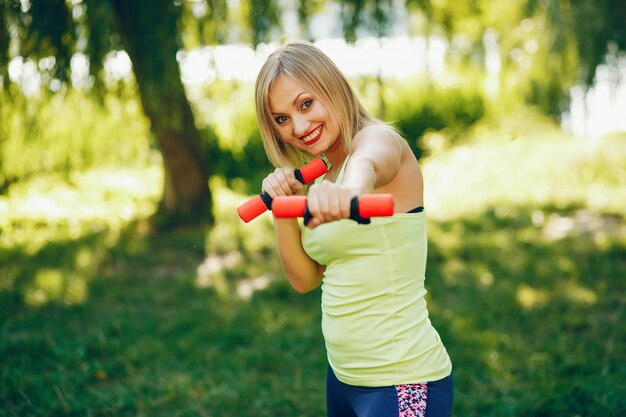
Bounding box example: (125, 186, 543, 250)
(268, 74, 342, 158)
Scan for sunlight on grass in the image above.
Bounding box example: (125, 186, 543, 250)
(0, 166, 162, 307)
(0, 166, 162, 252)
(542, 209, 626, 241)
(562, 280, 598, 305)
(516, 283, 549, 309)
(24, 268, 87, 307)
(196, 252, 242, 297)
(195, 176, 280, 300)
(423, 132, 626, 220)
(209, 176, 277, 253)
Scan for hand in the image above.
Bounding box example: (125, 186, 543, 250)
(305, 180, 358, 229)
(262, 167, 305, 198)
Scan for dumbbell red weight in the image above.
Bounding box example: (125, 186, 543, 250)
(272, 194, 394, 224)
(237, 157, 329, 223)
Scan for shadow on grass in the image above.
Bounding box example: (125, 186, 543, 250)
(1, 203, 625, 416)
(426, 204, 626, 417)
(0, 221, 326, 417)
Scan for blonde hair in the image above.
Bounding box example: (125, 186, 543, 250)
(255, 40, 380, 168)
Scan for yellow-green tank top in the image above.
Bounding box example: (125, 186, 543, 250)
(301, 158, 452, 386)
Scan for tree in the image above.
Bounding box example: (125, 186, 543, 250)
(402, 0, 626, 116)
(1, 0, 292, 226)
(1, 0, 401, 227)
(7, 0, 621, 227)
(1, 0, 212, 225)
(109, 0, 212, 225)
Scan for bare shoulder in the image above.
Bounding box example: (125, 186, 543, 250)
(353, 124, 401, 140)
(351, 124, 404, 152)
(367, 127, 422, 210)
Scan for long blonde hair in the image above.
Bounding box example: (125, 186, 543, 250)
(255, 40, 380, 168)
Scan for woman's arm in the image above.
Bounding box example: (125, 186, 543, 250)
(342, 125, 404, 195)
(306, 125, 408, 228)
(262, 167, 324, 293)
(274, 218, 324, 293)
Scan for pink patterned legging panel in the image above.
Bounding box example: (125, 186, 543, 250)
(396, 383, 428, 417)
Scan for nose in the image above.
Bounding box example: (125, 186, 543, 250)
(292, 114, 309, 137)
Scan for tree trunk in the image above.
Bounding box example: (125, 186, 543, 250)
(110, 0, 212, 225)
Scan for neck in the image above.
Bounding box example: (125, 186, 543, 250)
(322, 145, 347, 173)
(319, 151, 347, 183)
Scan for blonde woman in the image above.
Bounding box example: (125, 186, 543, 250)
(255, 40, 453, 417)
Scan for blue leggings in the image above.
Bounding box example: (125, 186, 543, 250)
(326, 367, 453, 417)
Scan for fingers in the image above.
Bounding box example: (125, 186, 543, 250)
(262, 167, 304, 198)
(306, 181, 355, 229)
(262, 171, 356, 227)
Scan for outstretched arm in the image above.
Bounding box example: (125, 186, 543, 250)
(306, 125, 405, 228)
(342, 125, 403, 194)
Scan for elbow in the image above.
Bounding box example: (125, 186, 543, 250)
(290, 281, 318, 294)
(282, 262, 323, 294)
(287, 272, 321, 294)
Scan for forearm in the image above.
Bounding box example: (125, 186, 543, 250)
(341, 155, 378, 195)
(274, 218, 324, 293)
(342, 126, 403, 194)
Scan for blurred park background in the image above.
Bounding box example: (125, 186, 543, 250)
(1, 0, 625, 416)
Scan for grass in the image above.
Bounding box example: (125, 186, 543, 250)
(1, 127, 625, 416)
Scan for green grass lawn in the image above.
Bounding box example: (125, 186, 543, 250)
(1, 130, 625, 416)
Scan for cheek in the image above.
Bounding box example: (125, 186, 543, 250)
(318, 106, 336, 128)
(316, 105, 330, 119)
(276, 126, 293, 142)
(325, 114, 339, 134)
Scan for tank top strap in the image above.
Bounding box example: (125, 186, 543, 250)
(312, 155, 350, 185)
(335, 156, 350, 184)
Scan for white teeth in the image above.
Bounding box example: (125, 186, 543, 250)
(302, 125, 322, 143)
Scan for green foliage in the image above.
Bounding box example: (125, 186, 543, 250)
(0, 89, 152, 191)
(189, 74, 487, 188)
(81, 0, 120, 93)
(13, 0, 75, 84)
(338, 0, 397, 41)
(527, 0, 626, 85)
(0, 71, 483, 196)
(0, 1, 18, 88)
(1, 125, 625, 415)
(424, 118, 626, 220)
(297, 0, 327, 41)
(2, 0, 215, 224)
(404, 0, 625, 116)
(180, 0, 230, 47)
(206, 137, 273, 196)
(3, 0, 626, 224)
(244, 0, 281, 46)
(384, 77, 486, 158)
(190, 79, 273, 193)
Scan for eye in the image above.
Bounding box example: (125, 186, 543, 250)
(301, 99, 313, 110)
(274, 115, 288, 125)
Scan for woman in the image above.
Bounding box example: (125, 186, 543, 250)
(255, 40, 453, 417)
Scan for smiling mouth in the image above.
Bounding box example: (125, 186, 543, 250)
(300, 125, 323, 145)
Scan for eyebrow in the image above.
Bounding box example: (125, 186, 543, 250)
(292, 92, 307, 106)
(271, 92, 307, 115)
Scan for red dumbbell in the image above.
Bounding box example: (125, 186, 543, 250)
(272, 194, 394, 225)
(237, 157, 329, 223)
